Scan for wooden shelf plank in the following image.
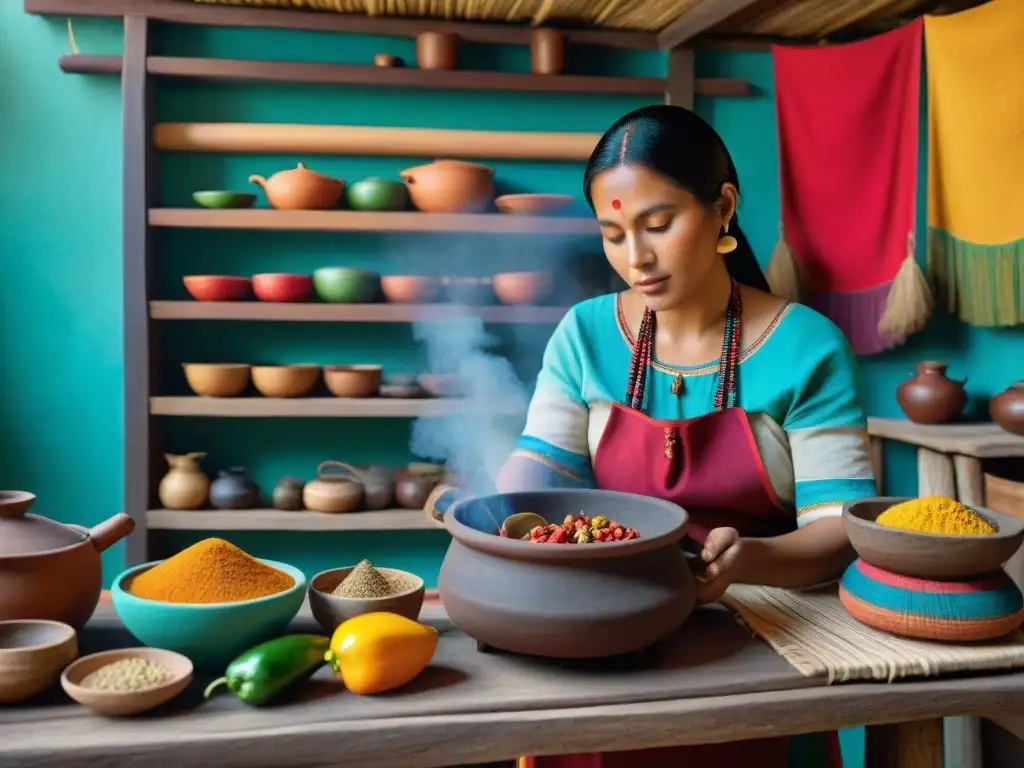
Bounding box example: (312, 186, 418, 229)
(149, 301, 568, 324)
(867, 417, 1024, 459)
(147, 508, 444, 532)
(26, 0, 659, 50)
(55, 54, 754, 98)
(148, 208, 597, 234)
(149, 396, 523, 418)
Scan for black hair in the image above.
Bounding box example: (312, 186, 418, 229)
(583, 104, 769, 292)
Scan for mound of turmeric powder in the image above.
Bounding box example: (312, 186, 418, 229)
(127, 538, 295, 604)
(875, 496, 996, 536)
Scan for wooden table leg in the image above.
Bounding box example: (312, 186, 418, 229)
(866, 719, 944, 768)
(870, 436, 885, 494)
(917, 448, 956, 498)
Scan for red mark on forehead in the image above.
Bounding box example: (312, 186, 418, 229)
(611, 199, 621, 210)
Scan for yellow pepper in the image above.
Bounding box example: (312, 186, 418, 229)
(324, 611, 438, 695)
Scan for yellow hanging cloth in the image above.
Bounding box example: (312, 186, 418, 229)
(924, 0, 1024, 326)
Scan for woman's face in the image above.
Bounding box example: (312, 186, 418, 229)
(590, 164, 737, 312)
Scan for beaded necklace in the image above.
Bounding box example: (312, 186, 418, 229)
(624, 277, 743, 415)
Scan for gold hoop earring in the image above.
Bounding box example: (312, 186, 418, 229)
(717, 222, 737, 254)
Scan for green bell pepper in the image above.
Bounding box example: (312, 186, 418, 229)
(203, 634, 330, 707)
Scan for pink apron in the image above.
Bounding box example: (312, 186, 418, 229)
(522, 403, 843, 768)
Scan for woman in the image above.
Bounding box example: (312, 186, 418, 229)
(428, 105, 876, 768)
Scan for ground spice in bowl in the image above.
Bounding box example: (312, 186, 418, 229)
(127, 538, 295, 604)
(332, 560, 417, 599)
(80, 658, 172, 692)
(876, 496, 996, 535)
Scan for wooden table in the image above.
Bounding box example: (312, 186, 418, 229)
(867, 417, 1024, 768)
(1, 603, 1022, 768)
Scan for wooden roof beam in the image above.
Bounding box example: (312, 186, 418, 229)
(658, 0, 767, 49)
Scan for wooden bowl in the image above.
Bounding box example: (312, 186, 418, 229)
(183, 275, 252, 302)
(0, 620, 78, 703)
(843, 497, 1024, 580)
(308, 567, 424, 633)
(61, 648, 192, 716)
(251, 365, 319, 398)
(495, 194, 574, 216)
(381, 275, 441, 304)
(323, 365, 382, 398)
(182, 363, 250, 397)
(493, 271, 554, 305)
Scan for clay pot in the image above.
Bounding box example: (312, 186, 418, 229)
(249, 163, 345, 211)
(303, 462, 364, 514)
(373, 53, 401, 68)
(324, 365, 382, 398)
(493, 271, 554, 305)
(158, 453, 209, 510)
(400, 160, 495, 214)
(251, 365, 319, 398)
(495, 194, 574, 216)
(0, 491, 134, 630)
(209, 468, 259, 510)
(359, 466, 397, 510)
(381, 276, 441, 304)
(182, 363, 250, 398)
(252, 273, 314, 303)
(0, 620, 78, 703)
(395, 470, 439, 510)
(418, 373, 461, 398)
(416, 31, 458, 70)
(896, 361, 967, 424)
(530, 28, 566, 75)
(183, 275, 251, 302)
(991, 382, 1024, 435)
(272, 477, 305, 511)
(443, 276, 494, 305)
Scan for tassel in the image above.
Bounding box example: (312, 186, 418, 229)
(878, 232, 934, 338)
(765, 228, 802, 301)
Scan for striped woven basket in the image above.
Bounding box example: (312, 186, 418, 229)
(839, 559, 1024, 642)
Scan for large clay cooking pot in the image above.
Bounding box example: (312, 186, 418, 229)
(991, 382, 1024, 435)
(896, 361, 967, 424)
(399, 160, 494, 214)
(0, 492, 134, 630)
(439, 489, 694, 659)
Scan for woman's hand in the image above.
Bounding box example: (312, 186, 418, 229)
(694, 527, 743, 605)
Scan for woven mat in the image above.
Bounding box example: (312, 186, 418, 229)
(720, 584, 1024, 684)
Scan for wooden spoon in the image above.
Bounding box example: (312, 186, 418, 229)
(501, 512, 549, 540)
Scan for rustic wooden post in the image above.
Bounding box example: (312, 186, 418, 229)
(122, 15, 157, 565)
(666, 48, 695, 109)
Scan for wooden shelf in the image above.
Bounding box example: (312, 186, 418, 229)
(150, 301, 568, 324)
(867, 417, 1024, 459)
(147, 508, 444, 532)
(149, 208, 597, 234)
(57, 54, 754, 98)
(150, 396, 523, 418)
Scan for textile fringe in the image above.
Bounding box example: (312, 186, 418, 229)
(928, 228, 1024, 327)
(877, 232, 934, 337)
(765, 232, 802, 302)
(720, 584, 1024, 685)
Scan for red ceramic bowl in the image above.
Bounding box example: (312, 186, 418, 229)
(183, 275, 251, 302)
(252, 273, 314, 303)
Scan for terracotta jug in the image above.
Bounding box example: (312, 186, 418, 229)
(303, 461, 364, 514)
(991, 382, 1024, 435)
(209, 467, 259, 510)
(158, 452, 210, 510)
(896, 361, 967, 424)
(249, 163, 345, 211)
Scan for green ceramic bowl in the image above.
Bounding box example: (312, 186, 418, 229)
(313, 267, 381, 303)
(346, 177, 408, 211)
(110, 559, 307, 672)
(192, 190, 258, 209)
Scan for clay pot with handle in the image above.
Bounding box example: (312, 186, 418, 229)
(303, 462, 364, 514)
(990, 382, 1024, 435)
(249, 163, 345, 210)
(896, 361, 967, 424)
(158, 452, 210, 510)
(399, 160, 494, 213)
(209, 467, 259, 510)
(0, 491, 135, 629)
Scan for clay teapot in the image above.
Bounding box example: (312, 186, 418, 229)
(158, 452, 209, 510)
(399, 160, 494, 214)
(209, 467, 259, 510)
(0, 491, 134, 629)
(272, 476, 305, 511)
(303, 461, 364, 514)
(249, 163, 345, 211)
(990, 382, 1024, 435)
(896, 361, 967, 424)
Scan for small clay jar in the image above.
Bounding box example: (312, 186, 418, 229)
(158, 452, 209, 510)
(416, 31, 458, 70)
(990, 382, 1024, 435)
(395, 470, 439, 510)
(209, 467, 259, 510)
(530, 28, 565, 75)
(303, 461, 364, 514)
(896, 361, 967, 424)
(359, 465, 397, 510)
(272, 476, 305, 511)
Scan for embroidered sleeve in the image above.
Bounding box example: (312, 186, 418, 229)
(784, 324, 877, 527)
(497, 309, 594, 491)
